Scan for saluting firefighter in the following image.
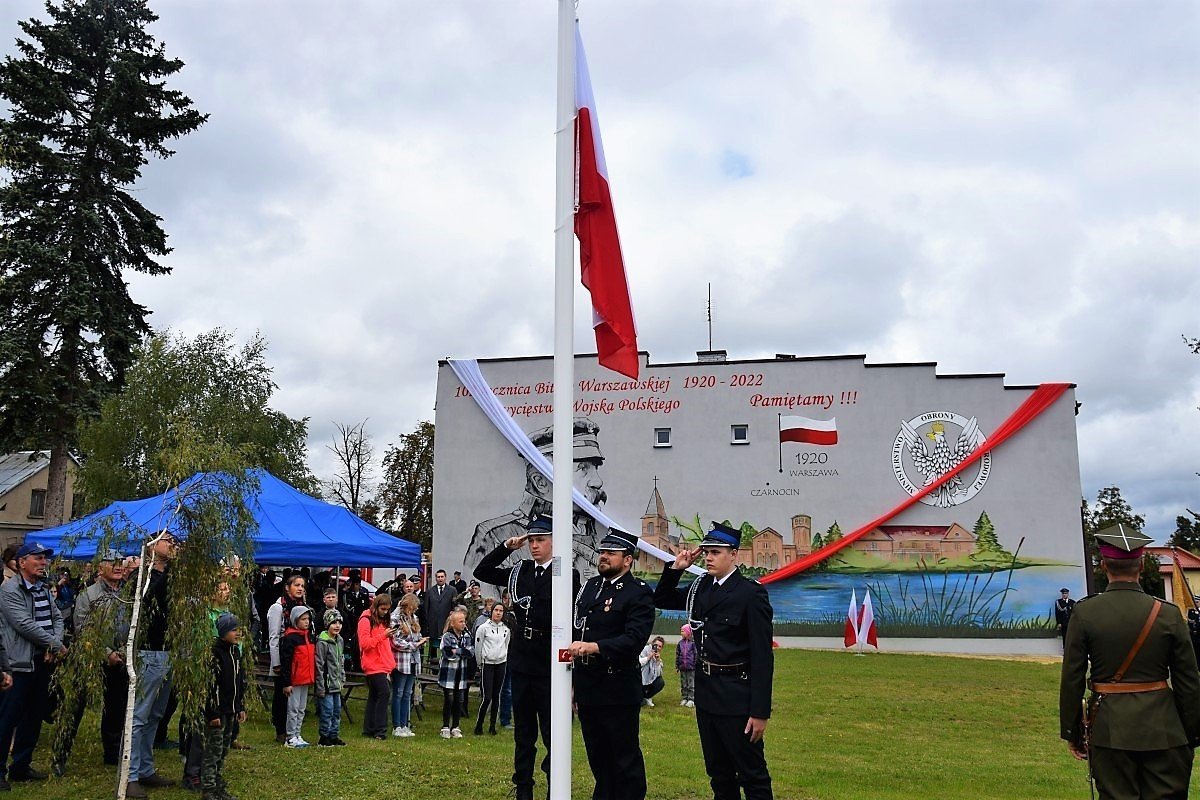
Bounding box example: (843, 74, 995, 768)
(1061, 523, 1200, 800)
(654, 522, 774, 800)
(473, 515, 579, 800)
(567, 528, 655, 800)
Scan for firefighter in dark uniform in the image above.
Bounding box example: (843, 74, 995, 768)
(654, 522, 774, 800)
(1060, 523, 1200, 800)
(567, 529, 655, 800)
(473, 515, 579, 800)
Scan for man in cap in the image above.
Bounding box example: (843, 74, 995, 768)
(1054, 587, 1076, 644)
(654, 522, 774, 800)
(52, 549, 130, 775)
(465, 417, 608, 579)
(339, 569, 370, 670)
(0, 542, 66, 789)
(1061, 523, 1200, 799)
(127, 531, 179, 796)
(449, 570, 468, 595)
(567, 528, 655, 800)
(474, 514, 580, 800)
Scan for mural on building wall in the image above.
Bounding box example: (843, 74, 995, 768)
(432, 354, 1085, 638)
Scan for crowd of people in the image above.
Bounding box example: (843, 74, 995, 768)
(0, 515, 778, 800)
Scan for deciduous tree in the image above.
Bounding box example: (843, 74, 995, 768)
(75, 329, 317, 507)
(326, 420, 374, 515)
(0, 0, 205, 525)
(378, 421, 434, 550)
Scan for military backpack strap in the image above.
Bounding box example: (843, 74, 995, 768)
(1112, 599, 1163, 683)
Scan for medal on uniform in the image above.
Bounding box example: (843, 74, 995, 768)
(604, 597, 613, 612)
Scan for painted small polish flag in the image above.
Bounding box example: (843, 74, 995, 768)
(858, 589, 878, 648)
(779, 415, 838, 446)
(844, 589, 858, 648)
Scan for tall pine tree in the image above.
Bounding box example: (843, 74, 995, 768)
(0, 0, 205, 524)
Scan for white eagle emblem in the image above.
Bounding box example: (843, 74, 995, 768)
(897, 418, 985, 508)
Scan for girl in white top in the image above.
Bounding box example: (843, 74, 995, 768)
(473, 603, 512, 735)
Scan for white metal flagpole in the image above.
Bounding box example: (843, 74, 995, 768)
(549, 1, 576, 798)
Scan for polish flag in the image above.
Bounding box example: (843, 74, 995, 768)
(779, 416, 838, 446)
(575, 28, 639, 380)
(858, 590, 878, 648)
(844, 589, 858, 647)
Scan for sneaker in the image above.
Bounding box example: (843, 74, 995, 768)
(332, 737, 347, 746)
(392, 726, 405, 737)
(283, 737, 309, 749)
(401, 727, 416, 738)
(450, 727, 463, 738)
(687, 700, 695, 708)
(317, 736, 334, 747)
(440, 727, 451, 739)
(181, 775, 201, 792)
(642, 699, 654, 708)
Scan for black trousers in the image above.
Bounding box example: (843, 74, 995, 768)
(362, 673, 391, 737)
(1091, 744, 1193, 800)
(578, 704, 646, 800)
(0, 659, 54, 779)
(511, 671, 551, 788)
(53, 663, 128, 766)
(696, 710, 773, 800)
(476, 663, 506, 732)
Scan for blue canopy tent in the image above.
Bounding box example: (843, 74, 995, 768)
(36, 468, 421, 568)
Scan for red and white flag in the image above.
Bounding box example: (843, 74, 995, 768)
(844, 589, 858, 648)
(779, 415, 838, 446)
(858, 589, 878, 648)
(575, 28, 639, 380)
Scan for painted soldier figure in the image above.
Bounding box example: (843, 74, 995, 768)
(1061, 523, 1200, 800)
(473, 515, 579, 800)
(1055, 587, 1076, 643)
(654, 522, 774, 800)
(567, 529, 655, 800)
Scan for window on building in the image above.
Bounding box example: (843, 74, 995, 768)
(653, 428, 672, 448)
(731, 424, 749, 444)
(28, 489, 46, 519)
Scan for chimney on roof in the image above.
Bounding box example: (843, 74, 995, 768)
(697, 349, 727, 363)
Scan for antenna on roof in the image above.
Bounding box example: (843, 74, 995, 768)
(707, 282, 712, 351)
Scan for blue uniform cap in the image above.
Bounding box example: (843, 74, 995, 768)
(700, 522, 741, 549)
(527, 514, 553, 534)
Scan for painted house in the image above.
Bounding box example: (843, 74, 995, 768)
(852, 523, 977, 561)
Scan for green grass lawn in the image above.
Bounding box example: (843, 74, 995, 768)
(21, 648, 1196, 799)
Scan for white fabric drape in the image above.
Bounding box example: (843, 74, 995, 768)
(447, 358, 701, 574)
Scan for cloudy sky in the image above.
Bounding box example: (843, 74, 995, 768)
(3, 1, 1197, 538)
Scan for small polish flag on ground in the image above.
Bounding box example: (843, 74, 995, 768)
(858, 589, 878, 648)
(844, 589, 858, 648)
(779, 415, 838, 446)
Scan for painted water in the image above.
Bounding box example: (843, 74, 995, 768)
(660, 565, 1081, 626)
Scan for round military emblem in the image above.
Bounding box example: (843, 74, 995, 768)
(891, 411, 991, 508)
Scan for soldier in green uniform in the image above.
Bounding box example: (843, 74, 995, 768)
(1060, 523, 1200, 800)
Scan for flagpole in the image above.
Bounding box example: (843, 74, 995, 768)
(550, 2, 577, 798)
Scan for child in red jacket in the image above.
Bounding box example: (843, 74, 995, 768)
(279, 605, 316, 748)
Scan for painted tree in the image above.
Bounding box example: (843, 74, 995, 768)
(0, 0, 205, 525)
(971, 510, 1011, 557)
(378, 421, 434, 549)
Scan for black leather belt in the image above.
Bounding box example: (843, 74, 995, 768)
(522, 627, 549, 640)
(574, 654, 634, 673)
(700, 659, 748, 676)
